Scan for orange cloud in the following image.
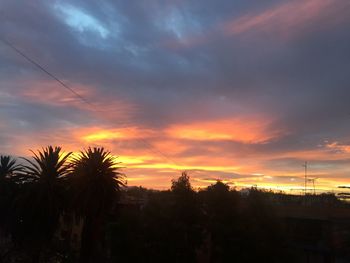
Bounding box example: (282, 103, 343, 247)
(76, 126, 156, 143)
(325, 142, 350, 154)
(17, 80, 93, 107)
(166, 117, 282, 143)
(13, 79, 136, 122)
(152, 139, 189, 155)
(4, 102, 350, 193)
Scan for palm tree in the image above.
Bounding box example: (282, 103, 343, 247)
(70, 147, 125, 263)
(0, 156, 22, 235)
(0, 155, 23, 179)
(14, 146, 71, 261)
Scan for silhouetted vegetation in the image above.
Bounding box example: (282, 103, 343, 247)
(70, 147, 125, 263)
(1, 146, 350, 262)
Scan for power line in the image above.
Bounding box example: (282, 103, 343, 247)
(1, 38, 95, 108)
(1, 37, 182, 168)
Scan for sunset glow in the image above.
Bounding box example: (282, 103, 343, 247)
(166, 117, 281, 143)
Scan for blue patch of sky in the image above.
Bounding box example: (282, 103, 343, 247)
(54, 3, 110, 39)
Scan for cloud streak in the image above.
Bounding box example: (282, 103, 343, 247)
(222, 0, 349, 39)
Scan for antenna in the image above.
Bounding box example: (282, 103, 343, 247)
(308, 178, 318, 195)
(302, 161, 308, 195)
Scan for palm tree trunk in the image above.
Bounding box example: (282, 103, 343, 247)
(79, 214, 105, 263)
(80, 215, 93, 263)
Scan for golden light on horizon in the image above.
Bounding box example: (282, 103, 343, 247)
(7, 123, 347, 193)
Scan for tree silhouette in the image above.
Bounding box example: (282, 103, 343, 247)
(13, 146, 71, 262)
(70, 147, 125, 263)
(0, 156, 22, 237)
(0, 147, 344, 262)
(199, 180, 239, 262)
(171, 171, 193, 194)
(170, 172, 202, 262)
(241, 187, 293, 262)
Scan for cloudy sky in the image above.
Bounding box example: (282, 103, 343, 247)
(1, 0, 350, 192)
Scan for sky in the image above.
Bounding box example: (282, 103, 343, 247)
(1, 0, 350, 192)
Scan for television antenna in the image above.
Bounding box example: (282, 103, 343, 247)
(307, 178, 318, 195)
(302, 161, 308, 195)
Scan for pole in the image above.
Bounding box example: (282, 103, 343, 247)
(303, 161, 307, 195)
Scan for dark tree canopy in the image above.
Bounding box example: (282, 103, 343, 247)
(12, 146, 72, 261)
(0, 148, 347, 263)
(70, 147, 125, 263)
(171, 171, 193, 194)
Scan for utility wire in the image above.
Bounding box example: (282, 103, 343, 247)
(1, 37, 183, 168)
(1, 38, 95, 108)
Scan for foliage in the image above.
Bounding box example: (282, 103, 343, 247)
(1, 148, 348, 262)
(0, 156, 22, 236)
(0, 155, 23, 179)
(171, 171, 193, 194)
(70, 147, 125, 263)
(12, 146, 72, 260)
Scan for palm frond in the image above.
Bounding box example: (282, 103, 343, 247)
(0, 155, 23, 180)
(22, 146, 72, 182)
(70, 147, 125, 216)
